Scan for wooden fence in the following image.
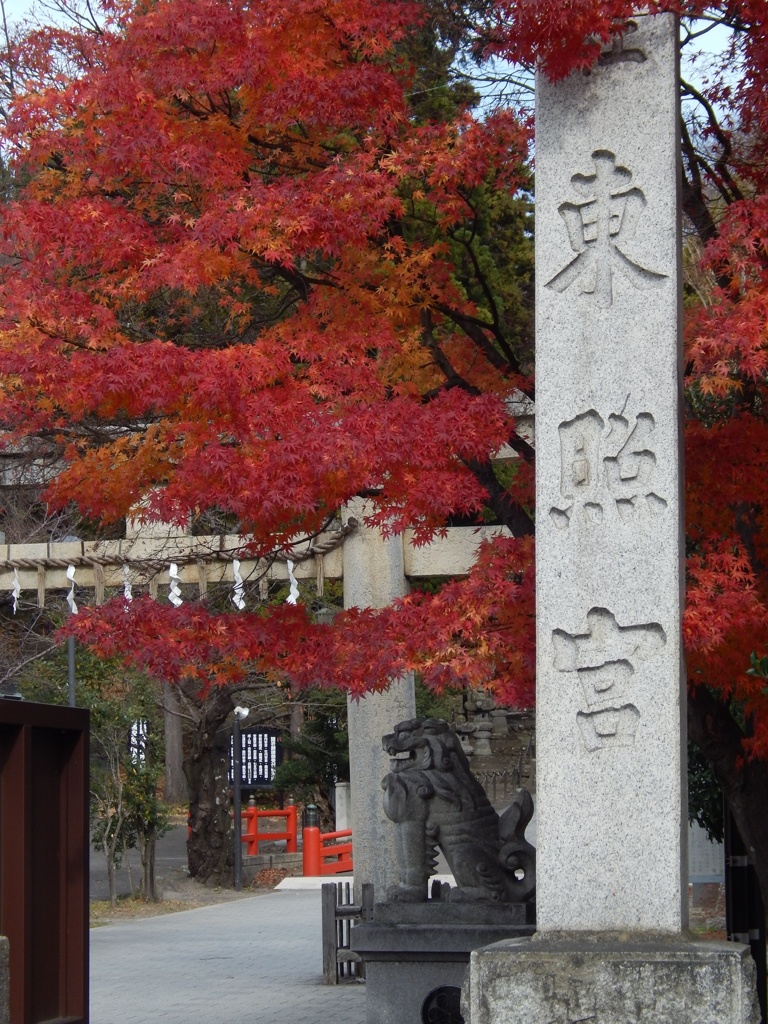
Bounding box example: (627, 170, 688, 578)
(321, 881, 373, 984)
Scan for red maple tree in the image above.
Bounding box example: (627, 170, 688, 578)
(0, 0, 767, 897)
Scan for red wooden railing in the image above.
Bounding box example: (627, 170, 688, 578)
(302, 825, 353, 876)
(240, 801, 298, 856)
(231, 799, 352, 876)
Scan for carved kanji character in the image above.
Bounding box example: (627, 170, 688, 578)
(552, 607, 666, 752)
(546, 151, 666, 307)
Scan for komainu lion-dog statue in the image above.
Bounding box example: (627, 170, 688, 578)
(381, 717, 536, 903)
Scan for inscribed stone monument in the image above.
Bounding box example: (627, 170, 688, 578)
(537, 7, 682, 933)
(535, 14, 684, 931)
(465, 13, 759, 1023)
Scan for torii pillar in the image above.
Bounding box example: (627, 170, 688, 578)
(342, 499, 415, 900)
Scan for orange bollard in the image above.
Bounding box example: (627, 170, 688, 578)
(286, 802, 298, 853)
(244, 800, 258, 855)
(303, 826, 322, 876)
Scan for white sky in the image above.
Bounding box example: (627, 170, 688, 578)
(1, 1, 737, 126)
(1, 0, 32, 25)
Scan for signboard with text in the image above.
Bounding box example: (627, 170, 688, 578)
(229, 727, 283, 788)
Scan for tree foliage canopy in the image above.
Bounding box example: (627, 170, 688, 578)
(0, 2, 767, 798)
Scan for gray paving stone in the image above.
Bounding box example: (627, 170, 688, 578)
(90, 890, 365, 1024)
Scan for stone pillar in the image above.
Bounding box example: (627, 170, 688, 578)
(342, 498, 415, 901)
(467, 13, 759, 1023)
(490, 709, 508, 738)
(334, 781, 352, 832)
(535, 11, 685, 936)
(473, 721, 493, 758)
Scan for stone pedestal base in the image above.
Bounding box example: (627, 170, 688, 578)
(465, 933, 760, 1024)
(353, 901, 534, 1024)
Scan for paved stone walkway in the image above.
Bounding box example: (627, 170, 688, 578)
(90, 889, 366, 1024)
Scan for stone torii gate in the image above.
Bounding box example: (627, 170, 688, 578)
(0, 514, 509, 898)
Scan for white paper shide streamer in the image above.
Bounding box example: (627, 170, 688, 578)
(231, 559, 246, 611)
(66, 565, 78, 614)
(286, 560, 299, 605)
(11, 568, 20, 614)
(168, 564, 183, 607)
(123, 565, 133, 604)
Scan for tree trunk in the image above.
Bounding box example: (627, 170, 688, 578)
(290, 701, 303, 742)
(163, 683, 187, 805)
(688, 685, 768, 927)
(183, 687, 236, 884)
(124, 842, 136, 897)
(140, 828, 158, 901)
(105, 843, 116, 908)
(184, 735, 232, 884)
(101, 805, 124, 907)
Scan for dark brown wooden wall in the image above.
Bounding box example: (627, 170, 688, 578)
(0, 700, 89, 1024)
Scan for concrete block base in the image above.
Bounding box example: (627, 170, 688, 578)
(242, 850, 303, 882)
(465, 933, 760, 1024)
